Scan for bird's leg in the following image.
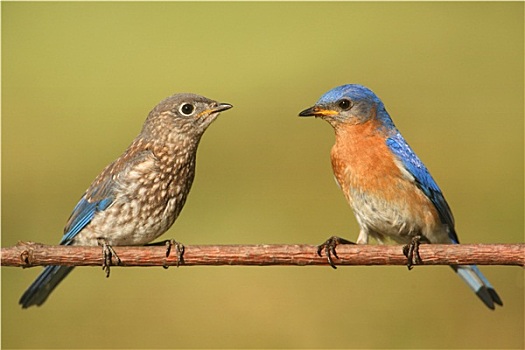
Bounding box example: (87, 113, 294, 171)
(146, 239, 185, 268)
(317, 236, 355, 269)
(165, 239, 185, 268)
(403, 235, 423, 270)
(97, 238, 121, 278)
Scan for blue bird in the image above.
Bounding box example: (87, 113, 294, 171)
(299, 84, 502, 309)
(19, 93, 232, 308)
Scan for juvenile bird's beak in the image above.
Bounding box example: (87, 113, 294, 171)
(213, 103, 233, 113)
(197, 103, 232, 121)
(299, 106, 337, 117)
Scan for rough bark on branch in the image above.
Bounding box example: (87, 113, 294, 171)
(1, 242, 523, 268)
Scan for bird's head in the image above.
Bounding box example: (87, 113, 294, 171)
(299, 84, 392, 129)
(144, 93, 233, 139)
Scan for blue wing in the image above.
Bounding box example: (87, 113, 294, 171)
(386, 132, 503, 309)
(60, 176, 115, 245)
(386, 132, 458, 243)
(59, 148, 155, 245)
(19, 172, 115, 307)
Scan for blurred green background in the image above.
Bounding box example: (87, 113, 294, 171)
(2, 2, 523, 349)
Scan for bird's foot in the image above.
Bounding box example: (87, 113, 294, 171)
(97, 238, 121, 278)
(403, 235, 423, 270)
(146, 239, 185, 268)
(317, 236, 355, 269)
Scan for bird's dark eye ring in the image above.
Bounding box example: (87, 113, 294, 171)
(179, 103, 195, 116)
(338, 99, 352, 110)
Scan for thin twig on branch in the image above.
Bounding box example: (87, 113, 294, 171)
(1, 242, 523, 268)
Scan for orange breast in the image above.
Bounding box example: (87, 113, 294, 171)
(330, 120, 442, 240)
(331, 121, 403, 199)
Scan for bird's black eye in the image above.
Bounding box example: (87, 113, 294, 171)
(179, 103, 195, 116)
(338, 99, 352, 110)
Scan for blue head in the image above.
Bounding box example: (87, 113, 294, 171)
(299, 84, 394, 129)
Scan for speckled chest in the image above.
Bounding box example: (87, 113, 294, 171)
(74, 141, 198, 246)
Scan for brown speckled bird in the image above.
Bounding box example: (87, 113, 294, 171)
(20, 93, 232, 308)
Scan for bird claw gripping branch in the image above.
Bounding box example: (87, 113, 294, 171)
(316, 236, 356, 269)
(403, 235, 423, 270)
(98, 238, 121, 278)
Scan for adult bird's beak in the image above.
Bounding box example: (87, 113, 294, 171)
(298, 106, 337, 117)
(213, 103, 233, 113)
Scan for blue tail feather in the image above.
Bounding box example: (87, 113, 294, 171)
(452, 265, 502, 310)
(19, 266, 75, 308)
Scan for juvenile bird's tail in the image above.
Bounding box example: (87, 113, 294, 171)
(19, 266, 74, 308)
(451, 265, 502, 309)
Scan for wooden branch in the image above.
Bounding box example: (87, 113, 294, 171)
(1, 242, 523, 268)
